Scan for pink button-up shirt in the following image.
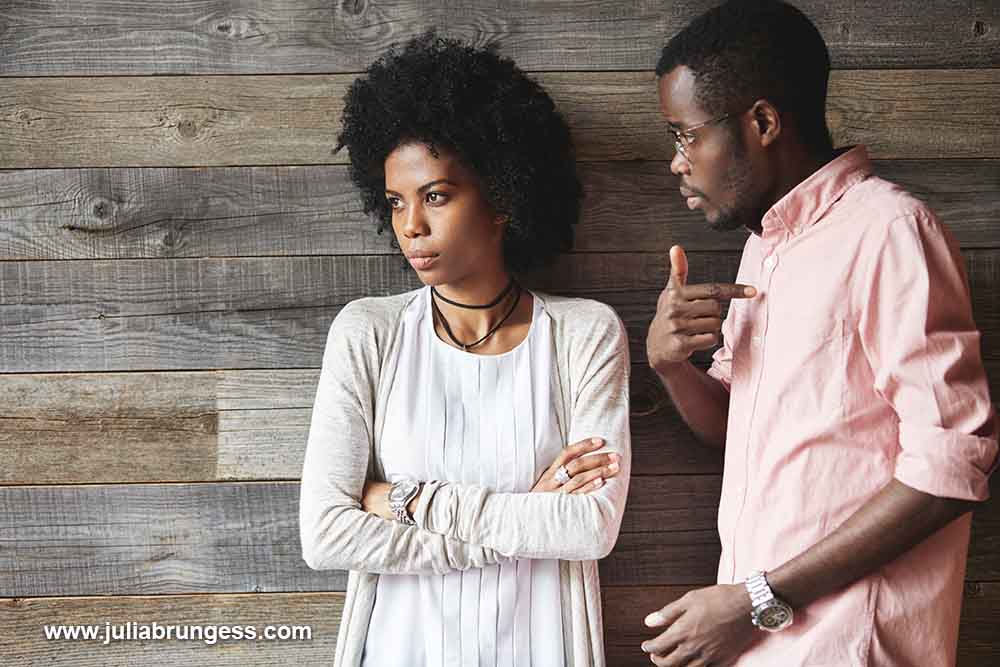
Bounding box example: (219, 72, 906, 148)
(708, 146, 998, 666)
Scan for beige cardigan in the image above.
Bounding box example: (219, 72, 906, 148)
(299, 288, 631, 666)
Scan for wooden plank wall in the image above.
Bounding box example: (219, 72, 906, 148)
(1, 1, 998, 664)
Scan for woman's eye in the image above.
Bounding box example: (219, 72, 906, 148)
(387, 197, 402, 210)
(426, 192, 447, 205)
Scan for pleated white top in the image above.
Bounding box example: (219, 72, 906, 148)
(361, 286, 565, 667)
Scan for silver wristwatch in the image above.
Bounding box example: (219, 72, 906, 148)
(744, 570, 793, 632)
(388, 479, 421, 525)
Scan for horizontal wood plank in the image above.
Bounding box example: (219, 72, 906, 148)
(3, 70, 999, 168)
(0, 364, 728, 483)
(0, 585, 996, 664)
(2, 159, 998, 259)
(601, 582, 1000, 667)
(0, 482, 347, 597)
(1, 1, 996, 76)
(2, 478, 998, 596)
(0, 592, 343, 665)
(3, 248, 999, 372)
(3, 363, 996, 489)
(0, 254, 666, 373)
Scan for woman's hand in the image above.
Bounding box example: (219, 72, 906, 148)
(361, 480, 394, 520)
(532, 437, 621, 494)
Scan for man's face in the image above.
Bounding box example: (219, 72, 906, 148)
(657, 65, 763, 232)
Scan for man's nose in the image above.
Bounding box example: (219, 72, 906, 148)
(670, 149, 691, 176)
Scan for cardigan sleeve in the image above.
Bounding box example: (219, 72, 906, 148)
(299, 300, 503, 574)
(412, 302, 632, 561)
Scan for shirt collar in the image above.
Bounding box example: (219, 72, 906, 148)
(760, 145, 873, 240)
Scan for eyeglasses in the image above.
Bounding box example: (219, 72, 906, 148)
(667, 111, 740, 161)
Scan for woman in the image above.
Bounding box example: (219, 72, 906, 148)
(299, 34, 631, 667)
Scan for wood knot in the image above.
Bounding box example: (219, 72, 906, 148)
(973, 20, 988, 37)
(839, 22, 850, 38)
(93, 201, 110, 218)
(342, 0, 366, 15)
(964, 581, 984, 597)
(216, 22, 232, 34)
(178, 119, 199, 138)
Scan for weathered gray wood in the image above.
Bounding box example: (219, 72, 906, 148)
(0, 482, 347, 597)
(5, 363, 996, 485)
(0, 365, 729, 483)
(3, 70, 999, 168)
(601, 582, 1000, 667)
(0, 253, 668, 372)
(0, 592, 344, 666)
(2, 160, 998, 260)
(3, 248, 998, 372)
(955, 581, 1000, 667)
(2, 477, 998, 596)
(1, 584, 996, 664)
(1, 1, 996, 76)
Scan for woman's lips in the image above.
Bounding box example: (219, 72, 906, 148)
(407, 255, 438, 271)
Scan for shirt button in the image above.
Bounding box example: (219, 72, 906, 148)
(751, 335, 763, 347)
(763, 255, 778, 270)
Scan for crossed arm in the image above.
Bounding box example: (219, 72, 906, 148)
(300, 303, 632, 575)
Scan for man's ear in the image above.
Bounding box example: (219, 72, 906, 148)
(751, 99, 782, 148)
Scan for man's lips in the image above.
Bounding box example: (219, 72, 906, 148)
(680, 187, 703, 210)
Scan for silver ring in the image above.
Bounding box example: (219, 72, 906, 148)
(554, 465, 572, 486)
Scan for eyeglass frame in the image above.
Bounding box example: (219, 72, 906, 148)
(667, 106, 749, 161)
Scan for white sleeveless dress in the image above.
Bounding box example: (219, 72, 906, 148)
(361, 286, 566, 667)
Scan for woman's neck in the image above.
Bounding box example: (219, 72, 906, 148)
(432, 272, 519, 341)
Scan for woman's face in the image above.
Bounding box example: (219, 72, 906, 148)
(384, 142, 506, 287)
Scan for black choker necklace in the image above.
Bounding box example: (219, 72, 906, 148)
(431, 280, 522, 351)
(431, 279, 516, 309)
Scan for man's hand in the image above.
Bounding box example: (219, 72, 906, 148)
(641, 583, 756, 667)
(646, 245, 756, 373)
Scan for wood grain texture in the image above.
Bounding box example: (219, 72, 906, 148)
(0, 365, 728, 484)
(1, 1, 996, 76)
(0, 482, 347, 597)
(2, 159, 998, 260)
(2, 248, 998, 373)
(1, 585, 997, 664)
(3, 70, 999, 168)
(0, 253, 666, 372)
(0, 592, 343, 665)
(601, 582, 1000, 667)
(7, 363, 994, 486)
(2, 477, 998, 596)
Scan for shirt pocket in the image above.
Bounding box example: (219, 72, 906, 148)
(772, 315, 847, 420)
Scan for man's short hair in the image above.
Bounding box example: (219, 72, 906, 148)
(656, 0, 833, 155)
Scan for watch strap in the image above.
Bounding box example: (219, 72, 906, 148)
(389, 480, 419, 525)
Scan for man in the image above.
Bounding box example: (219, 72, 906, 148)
(642, 2, 998, 666)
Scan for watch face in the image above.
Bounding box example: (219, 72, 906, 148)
(758, 602, 793, 631)
(389, 481, 417, 504)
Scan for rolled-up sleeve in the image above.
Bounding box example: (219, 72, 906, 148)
(858, 210, 998, 501)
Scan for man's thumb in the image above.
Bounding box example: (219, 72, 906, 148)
(668, 245, 688, 287)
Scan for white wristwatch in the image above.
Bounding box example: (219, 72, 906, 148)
(388, 479, 421, 525)
(744, 570, 794, 632)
